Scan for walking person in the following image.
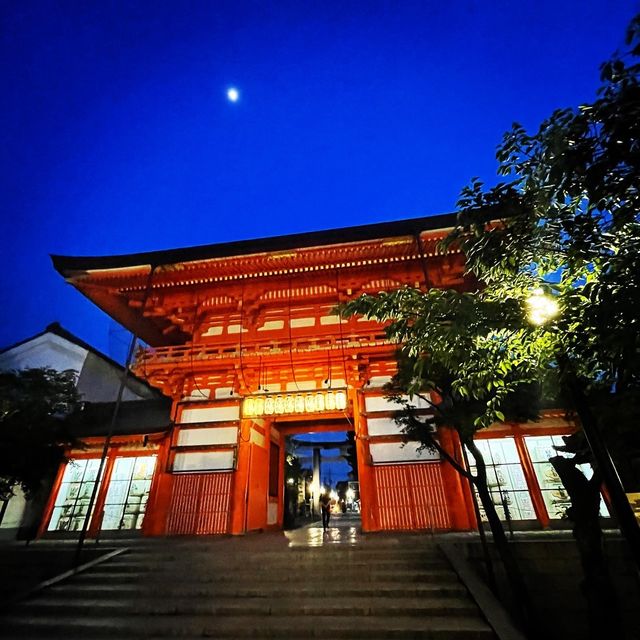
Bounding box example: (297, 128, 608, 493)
(320, 489, 332, 530)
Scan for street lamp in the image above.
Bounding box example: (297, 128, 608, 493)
(526, 289, 640, 571)
(525, 288, 559, 325)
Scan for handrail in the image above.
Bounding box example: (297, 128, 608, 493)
(135, 334, 394, 367)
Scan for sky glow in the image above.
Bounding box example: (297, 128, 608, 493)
(0, 2, 634, 359)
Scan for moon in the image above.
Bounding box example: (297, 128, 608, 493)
(226, 87, 239, 103)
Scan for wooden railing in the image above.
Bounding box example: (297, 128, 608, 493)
(135, 332, 394, 369)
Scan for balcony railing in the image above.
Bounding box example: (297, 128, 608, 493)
(135, 332, 394, 370)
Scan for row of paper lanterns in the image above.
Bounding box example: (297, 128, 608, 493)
(243, 390, 348, 417)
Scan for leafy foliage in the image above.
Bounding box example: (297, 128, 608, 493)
(450, 15, 640, 403)
(342, 288, 555, 440)
(0, 368, 80, 501)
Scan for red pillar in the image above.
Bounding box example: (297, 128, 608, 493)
(142, 436, 174, 536)
(277, 430, 286, 529)
(229, 419, 252, 534)
(352, 389, 378, 532)
(438, 427, 474, 530)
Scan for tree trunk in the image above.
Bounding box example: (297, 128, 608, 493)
(550, 456, 624, 639)
(557, 352, 640, 572)
(465, 437, 535, 635)
(0, 498, 8, 527)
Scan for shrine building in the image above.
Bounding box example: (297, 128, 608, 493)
(43, 213, 587, 538)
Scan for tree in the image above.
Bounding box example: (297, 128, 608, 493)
(446, 18, 640, 635)
(341, 287, 548, 632)
(0, 368, 79, 509)
(343, 14, 640, 636)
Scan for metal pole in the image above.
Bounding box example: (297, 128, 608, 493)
(74, 266, 156, 565)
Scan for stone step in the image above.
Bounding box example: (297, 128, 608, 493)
(21, 595, 479, 618)
(1, 614, 494, 639)
(3, 537, 495, 640)
(71, 568, 460, 584)
(95, 558, 450, 573)
(116, 548, 443, 566)
(49, 581, 469, 599)
(118, 547, 445, 558)
(121, 545, 442, 557)
(124, 538, 438, 550)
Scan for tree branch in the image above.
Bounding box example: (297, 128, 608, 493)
(406, 413, 474, 480)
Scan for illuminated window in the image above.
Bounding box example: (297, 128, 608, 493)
(48, 459, 103, 532)
(469, 439, 536, 521)
(524, 435, 609, 519)
(102, 456, 157, 530)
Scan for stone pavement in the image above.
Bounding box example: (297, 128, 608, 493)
(286, 510, 362, 547)
(0, 515, 497, 639)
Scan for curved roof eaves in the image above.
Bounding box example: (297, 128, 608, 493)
(50, 212, 457, 277)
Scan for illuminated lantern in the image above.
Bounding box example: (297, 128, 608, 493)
(315, 393, 325, 412)
(264, 396, 275, 415)
(335, 390, 347, 410)
(244, 397, 255, 417)
(305, 394, 315, 412)
(254, 396, 265, 416)
(285, 395, 295, 414)
(294, 395, 305, 413)
(325, 391, 336, 411)
(274, 395, 285, 414)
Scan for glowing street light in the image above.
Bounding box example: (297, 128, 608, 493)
(526, 288, 559, 325)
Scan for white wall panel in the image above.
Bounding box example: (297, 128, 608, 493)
(366, 417, 405, 436)
(370, 442, 440, 464)
(180, 405, 240, 423)
(173, 451, 235, 472)
(365, 394, 432, 413)
(177, 427, 238, 447)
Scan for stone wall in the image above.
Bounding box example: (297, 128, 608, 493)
(462, 535, 639, 639)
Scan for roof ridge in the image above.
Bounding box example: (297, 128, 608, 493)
(51, 212, 457, 276)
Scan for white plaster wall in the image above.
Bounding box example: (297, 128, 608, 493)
(0, 334, 87, 374)
(0, 488, 27, 535)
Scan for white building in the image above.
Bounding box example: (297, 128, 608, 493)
(0, 323, 166, 539)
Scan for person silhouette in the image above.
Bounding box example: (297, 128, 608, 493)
(320, 490, 332, 530)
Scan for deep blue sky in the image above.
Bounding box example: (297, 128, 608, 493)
(1, 1, 636, 359)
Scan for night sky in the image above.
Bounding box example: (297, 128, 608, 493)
(1, 1, 636, 360)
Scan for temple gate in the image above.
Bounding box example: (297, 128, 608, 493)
(48, 214, 583, 536)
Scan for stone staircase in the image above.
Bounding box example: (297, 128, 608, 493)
(1, 535, 495, 639)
